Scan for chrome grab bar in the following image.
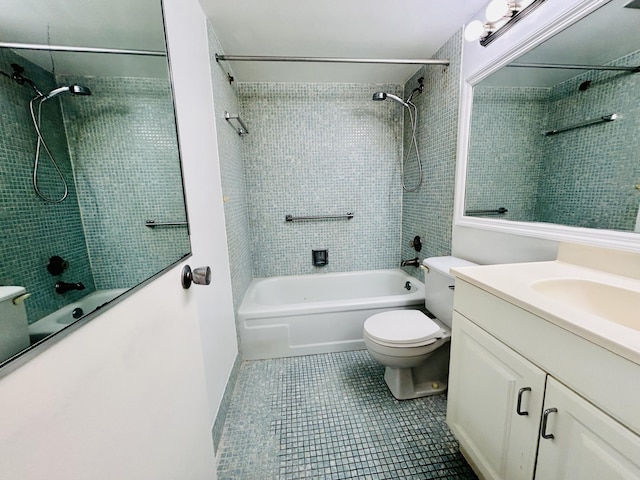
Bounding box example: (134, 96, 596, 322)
(465, 208, 508, 216)
(145, 220, 188, 228)
(224, 111, 249, 136)
(544, 113, 617, 136)
(285, 213, 354, 222)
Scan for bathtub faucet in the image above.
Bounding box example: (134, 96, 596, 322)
(55, 281, 85, 294)
(400, 257, 420, 268)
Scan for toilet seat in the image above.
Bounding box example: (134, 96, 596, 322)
(364, 310, 443, 348)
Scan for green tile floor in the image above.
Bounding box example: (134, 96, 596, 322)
(216, 351, 477, 479)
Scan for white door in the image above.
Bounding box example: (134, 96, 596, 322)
(447, 312, 546, 480)
(535, 376, 640, 480)
(0, 265, 217, 480)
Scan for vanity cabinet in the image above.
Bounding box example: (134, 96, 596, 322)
(448, 280, 640, 480)
(447, 314, 545, 480)
(535, 376, 640, 479)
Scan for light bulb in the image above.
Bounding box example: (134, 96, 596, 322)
(485, 1, 516, 23)
(464, 20, 488, 42)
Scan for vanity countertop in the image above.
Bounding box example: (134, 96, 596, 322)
(451, 257, 640, 366)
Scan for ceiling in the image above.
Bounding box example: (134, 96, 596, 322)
(0, 0, 167, 78)
(3, 0, 639, 87)
(201, 0, 488, 84)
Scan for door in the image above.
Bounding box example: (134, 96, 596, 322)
(447, 312, 546, 480)
(535, 377, 640, 479)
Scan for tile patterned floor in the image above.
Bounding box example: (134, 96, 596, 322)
(216, 351, 477, 479)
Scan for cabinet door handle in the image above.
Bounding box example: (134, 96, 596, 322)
(516, 387, 532, 416)
(541, 408, 558, 439)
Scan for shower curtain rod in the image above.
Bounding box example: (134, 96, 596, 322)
(0, 41, 166, 57)
(216, 54, 449, 66)
(509, 62, 640, 72)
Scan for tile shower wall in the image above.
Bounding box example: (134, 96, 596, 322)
(0, 50, 95, 323)
(466, 87, 549, 222)
(537, 49, 640, 231)
(206, 21, 251, 449)
(400, 30, 463, 280)
(238, 83, 404, 277)
(206, 23, 253, 314)
(59, 74, 190, 289)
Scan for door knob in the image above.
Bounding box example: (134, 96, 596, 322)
(181, 265, 212, 289)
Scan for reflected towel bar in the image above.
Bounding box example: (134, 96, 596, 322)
(285, 213, 354, 222)
(224, 112, 249, 136)
(465, 208, 508, 216)
(0, 41, 165, 57)
(544, 114, 617, 136)
(509, 62, 640, 73)
(145, 220, 188, 228)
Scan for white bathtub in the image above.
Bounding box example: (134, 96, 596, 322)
(28, 289, 127, 342)
(238, 269, 424, 360)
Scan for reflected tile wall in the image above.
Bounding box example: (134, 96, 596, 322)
(467, 87, 549, 222)
(60, 75, 190, 289)
(0, 50, 95, 323)
(537, 49, 640, 231)
(238, 82, 404, 277)
(466, 49, 640, 232)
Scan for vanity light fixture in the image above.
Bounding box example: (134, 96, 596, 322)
(464, 0, 547, 47)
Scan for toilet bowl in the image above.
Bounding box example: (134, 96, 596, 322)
(363, 256, 476, 400)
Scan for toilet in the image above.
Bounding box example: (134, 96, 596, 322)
(363, 256, 477, 400)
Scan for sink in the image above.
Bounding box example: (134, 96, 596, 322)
(532, 279, 640, 331)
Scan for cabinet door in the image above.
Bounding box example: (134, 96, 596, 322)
(447, 312, 546, 480)
(535, 377, 640, 479)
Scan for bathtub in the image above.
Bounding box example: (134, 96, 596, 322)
(28, 289, 127, 343)
(238, 269, 424, 360)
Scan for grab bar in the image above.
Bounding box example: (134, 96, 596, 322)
(544, 113, 617, 136)
(465, 208, 508, 216)
(285, 212, 354, 222)
(145, 220, 188, 228)
(224, 111, 249, 136)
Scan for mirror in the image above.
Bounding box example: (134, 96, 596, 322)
(0, 0, 190, 368)
(464, 0, 640, 234)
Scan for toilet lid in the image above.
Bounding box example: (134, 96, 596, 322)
(364, 310, 442, 345)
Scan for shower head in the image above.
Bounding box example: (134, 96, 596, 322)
(42, 84, 92, 101)
(372, 91, 408, 107)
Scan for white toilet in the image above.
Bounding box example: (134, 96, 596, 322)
(363, 256, 477, 400)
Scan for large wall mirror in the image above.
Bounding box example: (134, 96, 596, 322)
(462, 0, 640, 243)
(0, 0, 190, 370)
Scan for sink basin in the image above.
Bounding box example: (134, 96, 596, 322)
(532, 279, 640, 331)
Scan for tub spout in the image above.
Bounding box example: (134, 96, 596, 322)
(400, 257, 420, 268)
(55, 281, 85, 294)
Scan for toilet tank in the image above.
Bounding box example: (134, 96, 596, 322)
(423, 256, 477, 327)
(0, 286, 30, 364)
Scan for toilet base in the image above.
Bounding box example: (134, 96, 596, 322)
(383, 342, 450, 400)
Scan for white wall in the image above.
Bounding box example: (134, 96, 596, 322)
(0, 0, 238, 477)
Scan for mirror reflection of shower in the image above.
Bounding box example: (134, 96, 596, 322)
(3, 63, 91, 203)
(372, 77, 424, 192)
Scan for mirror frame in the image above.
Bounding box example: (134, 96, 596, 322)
(453, 0, 640, 253)
(0, 3, 192, 378)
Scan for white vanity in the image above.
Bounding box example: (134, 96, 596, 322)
(446, 243, 640, 479)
